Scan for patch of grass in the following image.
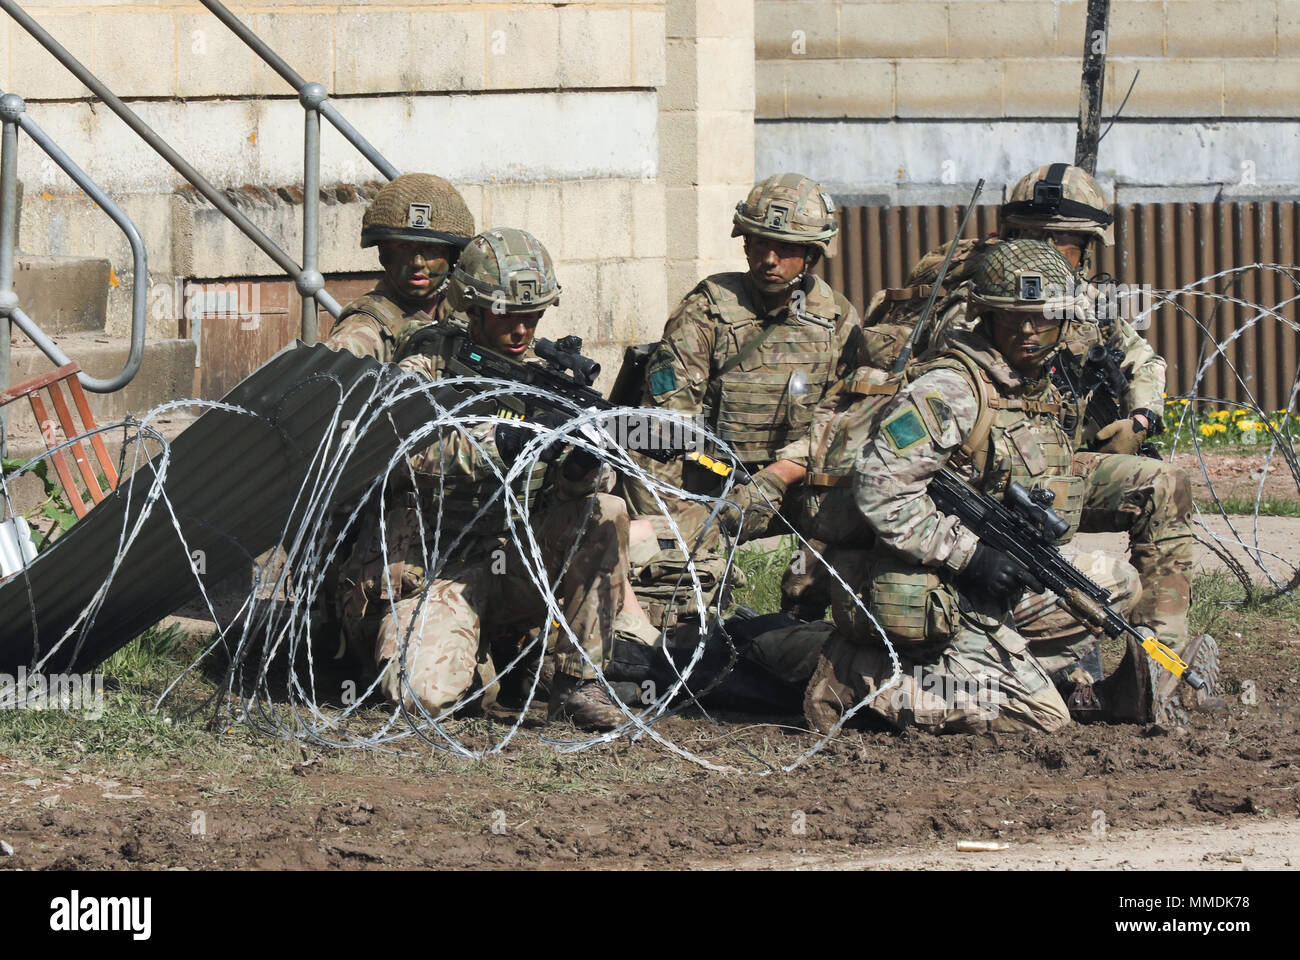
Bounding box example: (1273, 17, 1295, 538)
(1156, 403, 1298, 450)
(733, 537, 797, 612)
(1194, 497, 1300, 517)
(1190, 570, 1300, 669)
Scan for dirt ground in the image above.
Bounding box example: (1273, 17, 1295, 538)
(2, 600, 1297, 871)
(1174, 449, 1300, 507)
(2, 451, 1298, 872)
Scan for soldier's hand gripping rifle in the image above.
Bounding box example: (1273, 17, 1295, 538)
(1053, 335, 1163, 459)
(445, 334, 692, 464)
(927, 468, 1207, 691)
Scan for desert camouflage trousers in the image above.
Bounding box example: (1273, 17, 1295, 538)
(1073, 451, 1195, 654)
(803, 545, 1142, 735)
(338, 490, 630, 713)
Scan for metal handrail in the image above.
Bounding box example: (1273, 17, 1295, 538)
(200, 0, 399, 181)
(0, 0, 344, 344)
(199, 0, 400, 339)
(0, 91, 146, 394)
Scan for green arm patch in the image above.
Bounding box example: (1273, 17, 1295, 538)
(881, 407, 931, 452)
(647, 364, 678, 397)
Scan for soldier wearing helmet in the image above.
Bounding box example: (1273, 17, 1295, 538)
(1000, 163, 1166, 457)
(803, 240, 1217, 733)
(623, 174, 862, 618)
(870, 164, 1164, 458)
(338, 228, 648, 732)
(325, 173, 475, 363)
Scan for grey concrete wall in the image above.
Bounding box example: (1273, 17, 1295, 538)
(5, 1, 674, 379)
(754, 1, 1299, 203)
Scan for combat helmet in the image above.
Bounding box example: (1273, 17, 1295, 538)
(968, 238, 1089, 339)
(361, 173, 475, 249)
(732, 173, 839, 257)
(1000, 163, 1114, 247)
(448, 227, 561, 314)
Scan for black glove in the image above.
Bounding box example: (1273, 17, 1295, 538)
(563, 444, 603, 478)
(958, 543, 1044, 604)
(495, 413, 568, 467)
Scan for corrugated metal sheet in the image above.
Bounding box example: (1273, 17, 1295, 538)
(817, 201, 1300, 412)
(0, 342, 447, 675)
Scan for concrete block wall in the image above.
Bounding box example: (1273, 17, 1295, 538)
(661, 0, 756, 304)
(4, 1, 679, 380)
(755, 0, 1300, 204)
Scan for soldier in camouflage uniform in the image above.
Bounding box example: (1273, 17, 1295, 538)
(621, 174, 862, 623)
(338, 228, 636, 730)
(325, 173, 475, 363)
(998, 164, 1218, 703)
(863, 165, 1203, 690)
(871, 165, 1165, 454)
(999, 163, 1166, 456)
(803, 239, 1201, 735)
(625, 174, 861, 530)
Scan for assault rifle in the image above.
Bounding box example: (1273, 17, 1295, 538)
(1053, 335, 1163, 459)
(927, 468, 1206, 691)
(443, 334, 691, 464)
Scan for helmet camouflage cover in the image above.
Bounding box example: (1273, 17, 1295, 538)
(361, 173, 475, 249)
(1000, 162, 1114, 246)
(449, 227, 561, 313)
(968, 237, 1088, 320)
(732, 173, 839, 256)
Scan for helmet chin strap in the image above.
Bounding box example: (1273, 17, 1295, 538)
(757, 250, 817, 294)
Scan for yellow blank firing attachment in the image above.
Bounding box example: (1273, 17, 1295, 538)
(685, 451, 733, 477)
(1139, 634, 1207, 690)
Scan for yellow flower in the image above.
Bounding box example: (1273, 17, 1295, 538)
(1199, 424, 1216, 438)
(1232, 409, 1248, 419)
(1238, 420, 1262, 433)
(1213, 423, 1228, 434)
(1210, 410, 1230, 422)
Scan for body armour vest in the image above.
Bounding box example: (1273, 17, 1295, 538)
(918, 348, 1084, 543)
(700, 274, 849, 466)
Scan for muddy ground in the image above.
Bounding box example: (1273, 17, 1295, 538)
(1, 601, 1297, 871)
(1, 449, 1297, 872)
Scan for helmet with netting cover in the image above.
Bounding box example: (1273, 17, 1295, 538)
(969, 237, 1087, 317)
(449, 227, 561, 314)
(999, 163, 1114, 247)
(361, 173, 475, 249)
(732, 173, 839, 256)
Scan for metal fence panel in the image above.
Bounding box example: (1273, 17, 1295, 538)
(817, 201, 1300, 412)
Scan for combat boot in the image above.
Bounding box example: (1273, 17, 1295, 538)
(1086, 630, 1221, 726)
(548, 675, 627, 731)
(1155, 633, 1222, 720)
(1085, 632, 1155, 724)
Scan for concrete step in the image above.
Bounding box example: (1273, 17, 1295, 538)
(5, 332, 198, 439)
(11, 253, 112, 334)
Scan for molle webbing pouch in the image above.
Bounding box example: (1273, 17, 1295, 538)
(867, 553, 960, 655)
(1026, 475, 1083, 543)
(631, 548, 740, 645)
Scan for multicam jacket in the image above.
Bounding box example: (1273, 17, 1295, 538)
(325, 278, 453, 364)
(644, 272, 861, 469)
(853, 328, 1082, 576)
(895, 239, 1167, 440)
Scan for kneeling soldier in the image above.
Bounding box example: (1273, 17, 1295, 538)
(338, 228, 635, 730)
(805, 240, 1156, 734)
